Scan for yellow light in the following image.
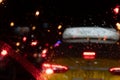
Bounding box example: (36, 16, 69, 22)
(32, 26, 36, 30)
(35, 10, 40, 16)
(16, 42, 20, 46)
(33, 53, 37, 58)
(10, 22, 14, 27)
(0, 0, 3, 3)
(16, 49, 20, 53)
(50, 46, 53, 49)
(58, 32, 62, 35)
(116, 22, 120, 30)
(58, 25, 62, 29)
(47, 30, 51, 32)
(117, 42, 120, 45)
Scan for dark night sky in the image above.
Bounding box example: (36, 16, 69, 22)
(0, 0, 119, 33)
(0, 0, 116, 24)
(0, 0, 119, 50)
(3, 0, 119, 17)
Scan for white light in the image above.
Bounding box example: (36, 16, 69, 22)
(63, 27, 120, 43)
(1, 50, 8, 56)
(83, 52, 95, 55)
(42, 49, 47, 54)
(110, 67, 120, 72)
(45, 68, 54, 74)
(35, 11, 40, 16)
(31, 41, 38, 46)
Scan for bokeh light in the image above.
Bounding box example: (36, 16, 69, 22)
(0, 0, 3, 3)
(116, 22, 120, 30)
(16, 42, 20, 47)
(10, 22, 15, 27)
(58, 25, 62, 30)
(35, 10, 40, 16)
(32, 26, 36, 30)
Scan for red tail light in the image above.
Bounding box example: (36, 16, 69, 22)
(113, 5, 120, 15)
(109, 67, 120, 75)
(110, 67, 120, 72)
(41, 49, 47, 58)
(83, 51, 96, 60)
(42, 63, 69, 74)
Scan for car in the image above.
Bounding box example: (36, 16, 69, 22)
(0, 0, 120, 80)
(40, 27, 120, 80)
(0, 41, 45, 80)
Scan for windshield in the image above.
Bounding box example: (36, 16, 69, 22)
(0, 0, 120, 80)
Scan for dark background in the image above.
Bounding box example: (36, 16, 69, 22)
(0, 0, 119, 24)
(0, 0, 120, 46)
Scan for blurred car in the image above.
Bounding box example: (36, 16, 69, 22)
(0, 41, 45, 80)
(1, 27, 120, 80)
(40, 27, 120, 80)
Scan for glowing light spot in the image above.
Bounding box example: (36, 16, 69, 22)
(50, 46, 53, 49)
(54, 40, 62, 47)
(57, 40, 62, 44)
(31, 41, 38, 46)
(35, 10, 40, 16)
(31, 34, 34, 38)
(42, 49, 47, 54)
(32, 26, 36, 30)
(47, 30, 51, 32)
(41, 49, 47, 58)
(117, 42, 120, 45)
(58, 32, 62, 35)
(45, 68, 54, 74)
(58, 25, 62, 29)
(16, 49, 20, 53)
(10, 22, 15, 27)
(33, 53, 37, 58)
(0, 0, 3, 3)
(113, 6, 119, 14)
(16, 42, 20, 46)
(1, 50, 8, 56)
(116, 22, 120, 30)
(103, 36, 107, 41)
(23, 36, 27, 42)
(83, 52, 96, 60)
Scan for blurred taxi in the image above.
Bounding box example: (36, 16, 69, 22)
(41, 27, 120, 80)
